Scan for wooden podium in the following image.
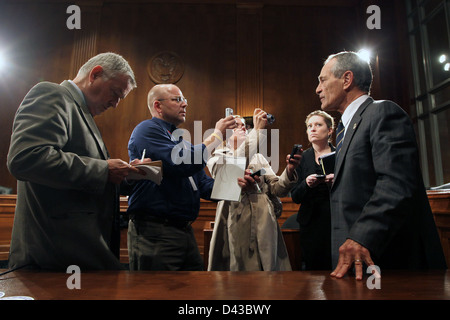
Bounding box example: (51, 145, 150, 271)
(427, 190, 450, 267)
(1, 192, 450, 268)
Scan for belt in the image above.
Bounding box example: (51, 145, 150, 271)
(130, 214, 194, 230)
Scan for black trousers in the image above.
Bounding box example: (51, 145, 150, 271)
(127, 218, 203, 271)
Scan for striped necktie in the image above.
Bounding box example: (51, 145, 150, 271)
(336, 120, 345, 157)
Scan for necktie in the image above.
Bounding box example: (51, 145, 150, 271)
(336, 120, 345, 157)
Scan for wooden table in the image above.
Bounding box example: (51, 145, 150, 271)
(1, 269, 449, 300)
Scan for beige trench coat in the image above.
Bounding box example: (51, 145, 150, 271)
(207, 130, 298, 271)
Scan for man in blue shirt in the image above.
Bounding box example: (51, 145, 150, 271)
(127, 84, 237, 270)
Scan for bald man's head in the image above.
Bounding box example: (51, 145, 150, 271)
(147, 84, 187, 126)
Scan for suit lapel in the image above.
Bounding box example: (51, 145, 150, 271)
(333, 97, 373, 183)
(60, 80, 110, 160)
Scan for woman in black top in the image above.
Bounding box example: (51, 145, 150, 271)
(291, 110, 335, 270)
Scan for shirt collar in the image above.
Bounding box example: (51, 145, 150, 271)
(68, 80, 86, 105)
(151, 117, 178, 134)
(341, 94, 369, 130)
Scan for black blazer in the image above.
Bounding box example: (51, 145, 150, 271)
(291, 145, 335, 227)
(331, 97, 446, 269)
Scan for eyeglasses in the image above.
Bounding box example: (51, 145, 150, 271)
(157, 96, 188, 104)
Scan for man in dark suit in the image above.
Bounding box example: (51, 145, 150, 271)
(7, 52, 143, 270)
(316, 51, 447, 280)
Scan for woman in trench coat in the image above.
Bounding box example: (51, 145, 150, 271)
(206, 109, 301, 271)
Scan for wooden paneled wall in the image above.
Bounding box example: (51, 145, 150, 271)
(0, 0, 410, 193)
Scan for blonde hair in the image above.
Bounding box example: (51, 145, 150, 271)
(234, 115, 245, 126)
(305, 110, 335, 130)
(224, 116, 246, 148)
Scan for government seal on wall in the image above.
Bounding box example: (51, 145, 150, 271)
(147, 51, 184, 84)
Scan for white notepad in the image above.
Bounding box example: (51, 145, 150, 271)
(211, 156, 246, 202)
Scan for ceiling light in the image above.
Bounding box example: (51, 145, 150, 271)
(357, 49, 372, 63)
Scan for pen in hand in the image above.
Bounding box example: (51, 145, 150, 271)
(141, 149, 146, 162)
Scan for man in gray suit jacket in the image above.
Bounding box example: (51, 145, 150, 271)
(316, 51, 447, 280)
(7, 52, 143, 270)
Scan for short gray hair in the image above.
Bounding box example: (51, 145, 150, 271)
(325, 51, 373, 94)
(77, 52, 137, 88)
